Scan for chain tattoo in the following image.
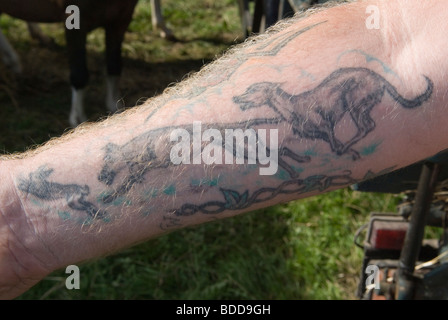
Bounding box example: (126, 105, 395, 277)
(172, 171, 356, 216)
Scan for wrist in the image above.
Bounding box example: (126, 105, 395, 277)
(0, 158, 55, 299)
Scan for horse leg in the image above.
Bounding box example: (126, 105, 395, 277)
(252, 0, 264, 33)
(65, 28, 88, 126)
(0, 25, 21, 74)
(104, 0, 139, 113)
(150, 0, 175, 40)
(105, 23, 127, 113)
(238, 0, 251, 38)
(264, 0, 280, 30)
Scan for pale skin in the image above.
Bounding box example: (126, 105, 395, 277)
(1, 0, 448, 299)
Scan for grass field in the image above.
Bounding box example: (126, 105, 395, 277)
(0, 0, 401, 300)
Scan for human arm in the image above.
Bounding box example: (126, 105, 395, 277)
(2, 0, 448, 299)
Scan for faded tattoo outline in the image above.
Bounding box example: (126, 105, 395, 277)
(18, 166, 106, 219)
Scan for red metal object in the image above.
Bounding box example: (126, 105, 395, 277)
(370, 221, 408, 250)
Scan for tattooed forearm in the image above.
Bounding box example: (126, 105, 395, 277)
(98, 66, 434, 228)
(18, 65, 434, 227)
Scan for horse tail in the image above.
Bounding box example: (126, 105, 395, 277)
(385, 75, 433, 109)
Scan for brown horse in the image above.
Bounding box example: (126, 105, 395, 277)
(0, 0, 139, 126)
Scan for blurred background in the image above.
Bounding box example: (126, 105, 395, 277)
(0, 0, 400, 299)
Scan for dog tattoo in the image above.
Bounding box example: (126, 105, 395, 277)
(233, 67, 433, 160)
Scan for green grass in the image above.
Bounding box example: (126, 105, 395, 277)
(0, 0, 401, 300)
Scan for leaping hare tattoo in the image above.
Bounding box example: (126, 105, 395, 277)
(18, 166, 106, 218)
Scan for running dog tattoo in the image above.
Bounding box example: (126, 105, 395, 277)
(98, 118, 309, 204)
(18, 166, 106, 218)
(233, 67, 433, 160)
